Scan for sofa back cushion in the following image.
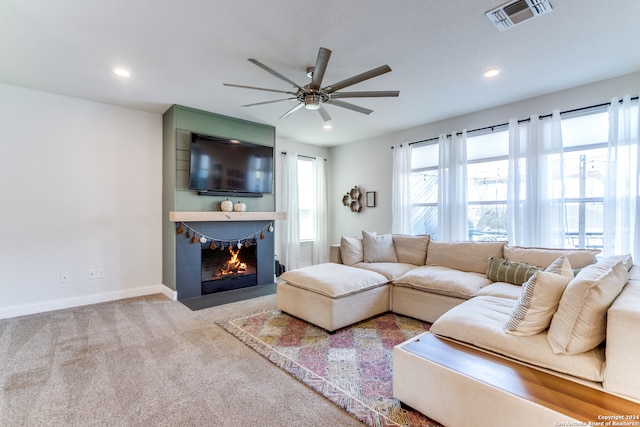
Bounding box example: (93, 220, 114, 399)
(547, 256, 629, 355)
(340, 236, 364, 266)
(426, 240, 506, 274)
(362, 231, 398, 263)
(392, 234, 430, 265)
(504, 245, 600, 269)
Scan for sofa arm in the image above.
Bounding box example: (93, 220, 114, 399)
(603, 266, 640, 401)
(330, 244, 343, 264)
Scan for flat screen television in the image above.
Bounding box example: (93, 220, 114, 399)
(189, 132, 274, 196)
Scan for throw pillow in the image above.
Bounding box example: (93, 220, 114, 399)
(504, 256, 573, 336)
(362, 230, 398, 263)
(544, 255, 575, 279)
(547, 257, 629, 355)
(340, 236, 364, 266)
(486, 257, 541, 285)
(392, 234, 430, 265)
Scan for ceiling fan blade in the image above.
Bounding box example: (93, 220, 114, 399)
(323, 65, 392, 93)
(224, 83, 296, 95)
(279, 102, 304, 119)
(326, 99, 373, 115)
(318, 105, 332, 122)
(331, 90, 399, 99)
(310, 47, 331, 91)
(247, 58, 306, 92)
(242, 98, 296, 107)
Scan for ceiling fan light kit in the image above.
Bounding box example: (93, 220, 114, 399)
(224, 47, 399, 124)
(303, 94, 322, 110)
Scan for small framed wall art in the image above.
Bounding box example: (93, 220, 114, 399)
(366, 191, 376, 207)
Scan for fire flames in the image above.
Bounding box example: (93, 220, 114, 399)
(220, 248, 247, 276)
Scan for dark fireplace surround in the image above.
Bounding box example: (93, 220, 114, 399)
(175, 220, 275, 300)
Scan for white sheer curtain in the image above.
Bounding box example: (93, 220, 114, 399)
(281, 152, 299, 270)
(507, 111, 565, 247)
(604, 95, 640, 258)
(391, 143, 412, 234)
(438, 131, 468, 241)
(312, 156, 328, 264)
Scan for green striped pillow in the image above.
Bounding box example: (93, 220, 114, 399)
(487, 257, 542, 285)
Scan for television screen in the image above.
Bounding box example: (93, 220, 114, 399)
(189, 132, 273, 195)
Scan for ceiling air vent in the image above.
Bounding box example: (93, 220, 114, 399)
(486, 0, 552, 31)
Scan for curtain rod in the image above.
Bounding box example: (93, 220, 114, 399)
(281, 151, 327, 161)
(395, 95, 639, 148)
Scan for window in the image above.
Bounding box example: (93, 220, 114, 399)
(410, 143, 439, 237)
(298, 157, 315, 241)
(466, 130, 509, 241)
(561, 111, 609, 249)
(409, 108, 613, 252)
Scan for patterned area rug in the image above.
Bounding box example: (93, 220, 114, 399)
(218, 310, 442, 427)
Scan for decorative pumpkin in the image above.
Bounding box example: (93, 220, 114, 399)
(220, 199, 233, 212)
(233, 201, 246, 212)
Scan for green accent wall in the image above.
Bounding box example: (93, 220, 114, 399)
(162, 105, 276, 290)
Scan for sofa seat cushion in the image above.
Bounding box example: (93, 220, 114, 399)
(474, 282, 521, 300)
(280, 263, 388, 298)
(353, 262, 417, 281)
(394, 266, 492, 299)
(430, 296, 605, 382)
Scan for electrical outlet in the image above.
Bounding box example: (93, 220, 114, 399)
(88, 269, 97, 279)
(60, 272, 70, 283)
(97, 268, 105, 278)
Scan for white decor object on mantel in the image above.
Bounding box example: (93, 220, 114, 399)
(233, 201, 247, 212)
(220, 199, 233, 212)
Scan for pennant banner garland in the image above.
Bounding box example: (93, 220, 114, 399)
(176, 221, 274, 250)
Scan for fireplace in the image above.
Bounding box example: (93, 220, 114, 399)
(201, 243, 257, 294)
(173, 218, 277, 300)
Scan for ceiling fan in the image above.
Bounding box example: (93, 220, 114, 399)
(223, 47, 399, 124)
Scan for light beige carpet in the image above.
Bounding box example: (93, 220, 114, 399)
(0, 294, 364, 426)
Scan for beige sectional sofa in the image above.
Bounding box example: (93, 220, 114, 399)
(276, 231, 640, 425)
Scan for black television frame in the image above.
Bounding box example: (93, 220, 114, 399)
(188, 132, 274, 197)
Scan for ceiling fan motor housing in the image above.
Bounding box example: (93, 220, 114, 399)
(300, 92, 328, 110)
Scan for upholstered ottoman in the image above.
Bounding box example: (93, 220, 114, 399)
(277, 263, 390, 331)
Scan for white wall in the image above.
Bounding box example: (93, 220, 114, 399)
(0, 84, 164, 318)
(274, 137, 330, 267)
(328, 71, 640, 244)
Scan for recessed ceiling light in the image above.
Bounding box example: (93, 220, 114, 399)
(483, 68, 501, 78)
(113, 68, 131, 77)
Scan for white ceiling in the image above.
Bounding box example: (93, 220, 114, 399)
(2, 0, 639, 146)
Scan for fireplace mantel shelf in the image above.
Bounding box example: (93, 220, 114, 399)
(169, 211, 286, 222)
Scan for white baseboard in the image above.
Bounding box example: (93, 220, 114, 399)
(0, 284, 177, 319)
